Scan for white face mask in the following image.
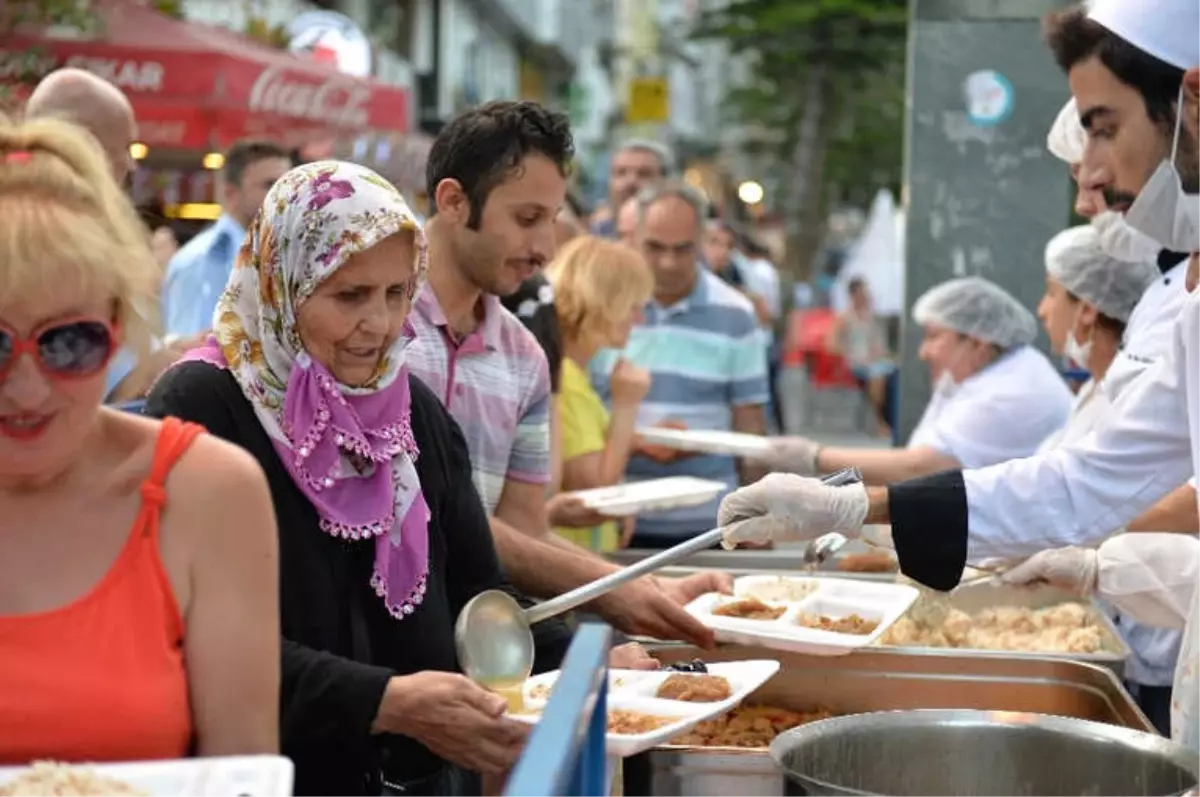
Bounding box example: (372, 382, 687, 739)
(932, 369, 958, 397)
(1092, 210, 1162, 263)
(1124, 87, 1200, 253)
(1062, 307, 1093, 369)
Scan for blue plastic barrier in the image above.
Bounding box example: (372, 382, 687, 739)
(506, 623, 612, 797)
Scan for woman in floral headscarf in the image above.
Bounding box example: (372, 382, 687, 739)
(146, 162, 573, 796)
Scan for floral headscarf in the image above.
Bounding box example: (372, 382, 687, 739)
(185, 161, 431, 619)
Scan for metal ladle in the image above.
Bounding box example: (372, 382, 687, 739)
(454, 467, 864, 690)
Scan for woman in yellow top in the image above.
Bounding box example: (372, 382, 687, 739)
(548, 236, 655, 551)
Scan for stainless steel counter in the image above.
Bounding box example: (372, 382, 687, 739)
(622, 644, 1153, 797)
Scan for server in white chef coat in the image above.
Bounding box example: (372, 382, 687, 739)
(1035, 225, 1159, 452)
(1045, 91, 1199, 537)
(752, 277, 1072, 485)
(1035, 224, 1183, 733)
(716, 0, 1200, 749)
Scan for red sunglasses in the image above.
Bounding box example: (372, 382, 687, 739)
(0, 317, 118, 381)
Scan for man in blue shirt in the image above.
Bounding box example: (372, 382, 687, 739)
(161, 140, 292, 338)
(592, 182, 769, 547)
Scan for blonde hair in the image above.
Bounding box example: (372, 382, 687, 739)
(0, 115, 157, 359)
(548, 236, 653, 348)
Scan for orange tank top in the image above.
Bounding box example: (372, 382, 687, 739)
(0, 417, 203, 764)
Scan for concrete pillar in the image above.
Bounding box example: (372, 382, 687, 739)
(896, 0, 1074, 442)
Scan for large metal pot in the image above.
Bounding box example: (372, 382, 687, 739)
(769, 709, 1199, 796)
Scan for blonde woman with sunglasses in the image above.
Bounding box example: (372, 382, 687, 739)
(0, 119, 279, 762)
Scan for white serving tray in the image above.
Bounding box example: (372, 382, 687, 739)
(0, 755, 294, 797)
(512, 660, 779, 758)
(567, 476, 726, 517)
(634, 428, 772, 458)
(685, 574, 919, 656)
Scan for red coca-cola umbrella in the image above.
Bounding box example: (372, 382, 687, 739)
(2, 0, 409, 150)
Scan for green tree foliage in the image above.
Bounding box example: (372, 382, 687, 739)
(693, 0, 907, 278)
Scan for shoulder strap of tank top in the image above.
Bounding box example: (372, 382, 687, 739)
(139, 417, 206, 513)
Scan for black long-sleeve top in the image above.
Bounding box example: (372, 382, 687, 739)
(888, 469, 970, 591)
(146, 362, 573, 795)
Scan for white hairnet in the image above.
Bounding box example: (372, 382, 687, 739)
(1047, 98, 1085, 164)
(912, 276, 1037, 349)
(1045, 225, 1160, 323)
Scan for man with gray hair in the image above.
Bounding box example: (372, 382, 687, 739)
(25, 67, 138, 186)
(593, 139, 673, 238)
(590, 180, 769, 548)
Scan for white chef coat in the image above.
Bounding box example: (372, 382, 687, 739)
(960, 289, 1199, 749)
(1095, 534, 1198, 751)
(1036, 378, 1108, 454)
(1106, 260, 1189, 401)
(908, 345, 1073, 469)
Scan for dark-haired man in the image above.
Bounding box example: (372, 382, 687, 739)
(406, 101, 730, 649)
(161, 140, 292, 338)
(714, 0, 1200, 748)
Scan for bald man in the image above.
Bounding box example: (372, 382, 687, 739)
(26, 68, 137, 185)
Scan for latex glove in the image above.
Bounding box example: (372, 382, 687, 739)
(751, 436, 821, 475)
(1000, 547, 1099, 596)
(718, 473, 869, 547)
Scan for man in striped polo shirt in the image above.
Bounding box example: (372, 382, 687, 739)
(407, 101, 728, 645)
(593, 181, 770, 547)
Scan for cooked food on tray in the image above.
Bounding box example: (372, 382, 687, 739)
(670, 704, 835, 748)
(738, 577, 818, 603)
(515, 707, 676, 735)
(711, 597, 786, 621)
(655, 674, 733, 703)
(0, 762, 145, 796)
(796, 611, 880, 635)
(881, 602, 1107, 653)
(528, 674, 629, 701)
(607, 710, 676, 735)
(836, 550, 897, 573)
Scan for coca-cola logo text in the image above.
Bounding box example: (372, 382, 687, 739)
(248, 65, 370, 128)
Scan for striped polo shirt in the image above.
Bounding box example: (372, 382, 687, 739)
(590, 269, 769, 542)
(407, 284, 552, 513)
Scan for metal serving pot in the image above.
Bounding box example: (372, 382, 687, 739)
(769, 709, 1199, 796)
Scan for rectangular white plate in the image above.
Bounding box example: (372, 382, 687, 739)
(513, 660, 780, 757)
(567, 476, 726, 517)
(0, 755, 294, 797)
(685, 575, 919, 656)
(634, 428, 772, 458)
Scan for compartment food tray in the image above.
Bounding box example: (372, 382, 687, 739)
(684, 575, 918, 656)
(512, 660, 779, 758)
(568, 476, 727, 517)
(0, 755, 294, 797)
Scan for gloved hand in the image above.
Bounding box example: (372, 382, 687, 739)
(999, 547, 1099, 596)
(718, 473, 869, 548)
(860, 524, 895, 550)
(750, 436, 822, 475)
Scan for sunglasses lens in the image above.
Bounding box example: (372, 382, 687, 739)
(38, 321, 113, 376)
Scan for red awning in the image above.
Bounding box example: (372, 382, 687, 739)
(3, 0, 409, 150)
